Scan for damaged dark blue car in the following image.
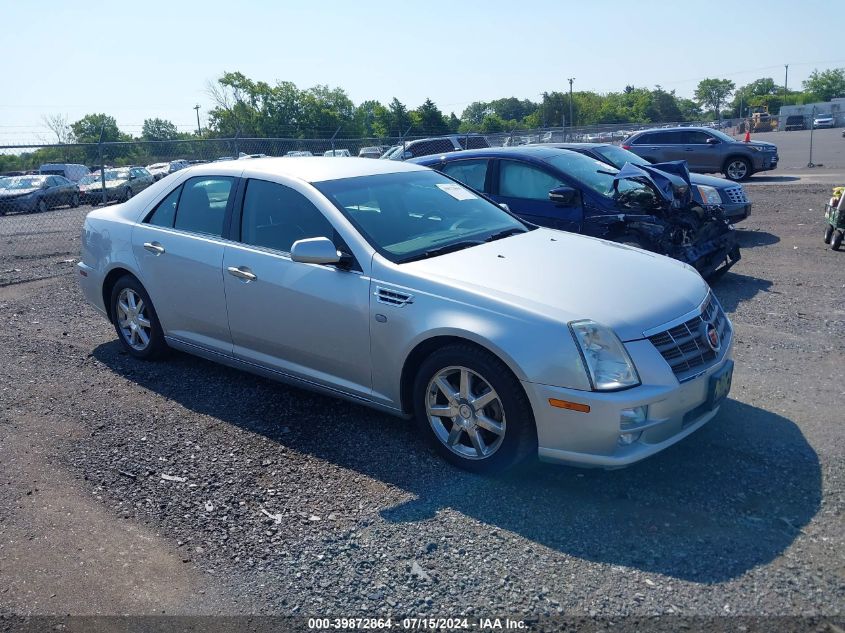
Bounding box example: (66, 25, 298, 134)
(412, 146, 740, 279)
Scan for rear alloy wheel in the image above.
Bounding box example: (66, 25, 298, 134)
(724, 158, 751, 181)
(413, 344, 536, 473)
(110, 276, 168, 360)
(37, 199, 48, 213)
(824, 224, 834, 244)
(832, 230, 844, 251)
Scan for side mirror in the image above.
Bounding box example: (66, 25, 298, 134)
(548, 186, 578, 207)
(402, 151, 413, 160)
(41, 182, 50, 189)
(706, 137, 719, 145)
(290, 237, 341, 265)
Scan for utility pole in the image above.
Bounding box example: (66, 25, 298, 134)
(784, 64, 789, 95)
(193, 104, 201, 136)
(567, 78, 575, 132)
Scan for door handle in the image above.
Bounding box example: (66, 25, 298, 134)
(143, 241, 165, 255)
(227, 266, 257, 282)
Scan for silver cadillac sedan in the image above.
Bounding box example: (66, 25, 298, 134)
(77, 158, 733, 473)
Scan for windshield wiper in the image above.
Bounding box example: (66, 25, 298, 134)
(485, 227, 526, 242)
(401, 240, 486, 263)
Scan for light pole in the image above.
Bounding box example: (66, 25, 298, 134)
(784, 64, 789, 95)
(193, 104, 201, 136)
(568, 77, 575, 130)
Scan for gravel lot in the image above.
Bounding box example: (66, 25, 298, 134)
(0, 182, 843, 621)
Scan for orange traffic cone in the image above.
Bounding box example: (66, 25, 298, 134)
(744, 129, 751, 142)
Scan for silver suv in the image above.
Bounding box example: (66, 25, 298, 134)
(623, 127, 778, 181)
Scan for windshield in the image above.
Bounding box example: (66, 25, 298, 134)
(314, 170, 529, 263)
(543, 152, 659, 209)
(380, 145, 403, 160)
(591, 145, 650, 169)
(5, 176, 46, 190)
(707, 128, 737, 143)
(104, 169, 129, 181)
(79, 174, 100, 185)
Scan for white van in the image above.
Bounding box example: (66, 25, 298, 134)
(39, 163, 90, 182)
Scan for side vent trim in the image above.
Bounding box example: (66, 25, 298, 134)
(375, 286, 414, 307)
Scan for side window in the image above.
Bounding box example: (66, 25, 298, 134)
(240, 179, 334, 254)
(173, 177, 234, 237)
(441, 159, 489, 192)
(409, 139, 455, 158)
(632, 132, 655, 144)
(499, 161, 563, 201)
(146, 185, 182, 228)
(46, 176, 59, 186)
(682, 131, 712, 144)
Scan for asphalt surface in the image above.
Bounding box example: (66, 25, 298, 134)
(0, 182, 843, 620)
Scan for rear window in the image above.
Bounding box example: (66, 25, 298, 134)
(457, 136, 490, 150)
(408, 138, 457, 158)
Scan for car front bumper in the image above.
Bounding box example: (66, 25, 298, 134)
(757, 154, 778, 171)
(523, 337, 733, 468)
(0, 196, 38, 213)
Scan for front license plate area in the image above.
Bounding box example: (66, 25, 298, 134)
(706, 360, 734, 410)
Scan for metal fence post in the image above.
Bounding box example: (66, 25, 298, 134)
(98, 126, 107, 206)
(808, 106, 816, 168)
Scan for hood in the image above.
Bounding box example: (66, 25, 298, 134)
(688, 172, 734, 189)
(0, 187, 38, 198)
(403, 228, 709, 341)
(746, 140, 776, 149)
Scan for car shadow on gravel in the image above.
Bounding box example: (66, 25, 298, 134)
(735, 229, 780, 248)
(93, 343, 820, 585)
(710, 271, 773, 313)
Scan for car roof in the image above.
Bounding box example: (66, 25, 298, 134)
(534, 142, 613, 150)
(185, 156, 429, 183)
(411, 146, 568, 164)
(630, 126, 712, 134)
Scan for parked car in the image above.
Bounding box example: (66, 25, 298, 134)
(381, 134, 490, 161)
(622, 127, 778, 181)
(784, 115, 806, 131)
(79, 167, 155, 204)
(0, 174, 79, 214)
(323, 149, 351, 157)
(813, 115, 835, 129)
(285, 151, 314, 157)
(358, 146, 387, 159)
(546, 142, 751, 223)
(238, 153, 268, 160)
(413, 146, 739, 278)
(147, 160, 189, 181)
(38, 163, 90, 182)
(77, 157, 733, 473)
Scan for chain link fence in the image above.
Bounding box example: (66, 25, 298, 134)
(1, 121, 745, 285)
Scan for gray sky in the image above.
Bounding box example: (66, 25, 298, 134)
(1, 0, 842, 144)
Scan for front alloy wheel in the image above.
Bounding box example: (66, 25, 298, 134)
(413, 344, 536, 473)
(725, 158, 751, 181)
(426, 366, 506, 460)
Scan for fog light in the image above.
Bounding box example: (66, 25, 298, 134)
(618, 431, 642, 446)
(620, 406, 647, 429)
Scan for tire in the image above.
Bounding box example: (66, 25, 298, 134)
(36, 198, 48, 214)
(724, 157, 752, 181)
(123, 187, 133, 202)
(70, 193, 79, 208)
(824, 224, 835, 244)
(412, 343, 537, 474)
(832, 230, 844, 251)
(109, 275, 168, 360)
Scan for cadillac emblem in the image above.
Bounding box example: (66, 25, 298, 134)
(704, 321, 720, 352)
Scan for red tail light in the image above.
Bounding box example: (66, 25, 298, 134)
(622, 144, 631, 150)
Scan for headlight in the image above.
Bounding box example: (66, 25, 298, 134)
(569, 320, 641, 391)
(696, 185, 722, 205)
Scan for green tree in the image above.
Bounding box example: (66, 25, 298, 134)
(71, 113, 123, 143)
(460, 102, 491, 127)
(413, 98, 449, 135)
(802, 68, 845, 101)
(694, 78, 736, 117)
(142, 118, 179, 141)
